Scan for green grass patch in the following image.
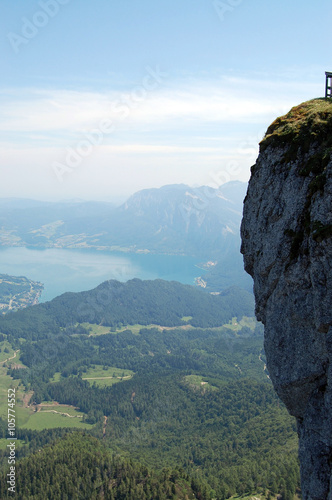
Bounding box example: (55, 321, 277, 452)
(113, 324, 163, 335)
(183, 374, 218, 393)
(38, 404, 82, 417)
(17, 401, 93, 431)
(81, 365, 134, 387)
(0, 439, 25, 451)
(223, 316, 257, 333)
(80, 323, 111, 336)
(81, 322, 198, 337)
(16, 405, 34, 428)
(114, 324, 148, 335)
(20, 411, 93, 431)
(223, 317, 241, 331)
(49, 372, 61, 383)
(0, 362, 93, 431)
(82, 322, 159, 336)
(0, 367, 20, 421)
(0, 341, 15, 363)
(90, 378, 124, 388)
(85, 323, 168, 336)
(80, 321, 210, 338)
(238, 316, 257, 330)
(260, 98, 332, 152)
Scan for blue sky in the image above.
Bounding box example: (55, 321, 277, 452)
(1, 0, 331, 201)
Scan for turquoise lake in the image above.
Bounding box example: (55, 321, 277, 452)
(0, 247, 204, 302)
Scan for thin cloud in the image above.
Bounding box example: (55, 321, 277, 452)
(0, 76, 315, 145)
(0, 74, 321, 200)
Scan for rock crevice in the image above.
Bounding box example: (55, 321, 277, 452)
(241, 99, 332, 499)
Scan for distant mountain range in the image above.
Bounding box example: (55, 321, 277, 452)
(0, 181, 252, 291)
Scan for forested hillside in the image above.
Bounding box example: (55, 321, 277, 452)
(0, 279, 254, 341)
(0, 278, 300, 499)
(0, 433, 208, 499)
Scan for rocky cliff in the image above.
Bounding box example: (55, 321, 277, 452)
(241, 99, 332, 499)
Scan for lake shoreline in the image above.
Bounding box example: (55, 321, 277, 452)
(0, 246, 205, 303)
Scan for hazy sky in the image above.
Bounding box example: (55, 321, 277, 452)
(1, 0, 331, 202)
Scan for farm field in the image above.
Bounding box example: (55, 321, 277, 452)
(83, 322, 165, 336)
(81, 316, 257, 338)
(82, 365, 135, 387)
(183, 374, 218, 393)
(19, 404, 93, 431)
(0, 349, 92, 431)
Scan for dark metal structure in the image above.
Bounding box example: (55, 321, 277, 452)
(325, 71, 332, 98)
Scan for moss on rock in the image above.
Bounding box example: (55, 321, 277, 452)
(260, 98, 332, 155)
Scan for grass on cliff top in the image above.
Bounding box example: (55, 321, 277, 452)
(260, 98, 332, 151)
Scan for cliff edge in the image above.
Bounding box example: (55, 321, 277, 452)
(241, 98, 332, 499)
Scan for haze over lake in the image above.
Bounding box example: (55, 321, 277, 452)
(0, 247, 203, 302)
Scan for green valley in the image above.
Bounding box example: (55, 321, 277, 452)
(0, 278, 300, 499)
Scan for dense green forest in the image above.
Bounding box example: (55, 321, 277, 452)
(0, 433, 209, 499)
(0, 279, 254, 340)
(0, 279, 300, 499)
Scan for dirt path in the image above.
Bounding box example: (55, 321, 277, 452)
(34, 402, 80, 413)
(34, 402, 82, 417)
(41, 410, 82, 418)
(37, 402, 79, 409)
(103, 415, 107, 438)
(7, 349, 19, 361)
(234, 363, 242, 374)
(157, 324, 193, 331)
(23, 391, 34, 408)
(0, 349, 20, 365)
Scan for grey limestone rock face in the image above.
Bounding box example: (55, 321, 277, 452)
(241, 99, 332, 499)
